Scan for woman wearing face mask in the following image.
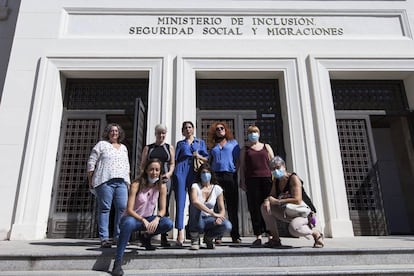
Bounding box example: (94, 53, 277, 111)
(207, 121, 241, 244)
(239, 125, 274, 247)
(112, 159, 173, 276)
(187, 163, 232, 250)
(261, 156, 324, 249)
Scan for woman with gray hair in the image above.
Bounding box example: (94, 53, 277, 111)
(140, 124, 175, 247)
(261, 156, 324, 248)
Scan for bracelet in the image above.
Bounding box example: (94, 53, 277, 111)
(156, 215, 162, 218)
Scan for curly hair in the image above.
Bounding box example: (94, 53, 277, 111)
(207, 121, 234, 149)
(193, 162, 218, 185)
(102, 123, 125, 143)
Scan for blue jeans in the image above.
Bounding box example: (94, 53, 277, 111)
(115, 215, 173, 262)
(95, 179, 128, 241)
(188, 204, 232, 238)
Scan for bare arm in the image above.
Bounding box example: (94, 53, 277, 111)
(126, 182, 140, 219)
(166, 145, 175, 178)
(266, 174, 303, 206)
(265, 144, 275, 160)
(239, 147, 246, 191)
(190, 186, 214, 215)
(140, 146, 149, 172)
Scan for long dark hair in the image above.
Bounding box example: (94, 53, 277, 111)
(136, 158, 164, 193)
(194, 163, 218, 185)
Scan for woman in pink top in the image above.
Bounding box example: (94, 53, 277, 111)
(112, 159, 173, 276)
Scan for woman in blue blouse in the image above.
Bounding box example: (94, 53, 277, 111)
(207, 122, 241, 243)
(173, 121, 208, 246)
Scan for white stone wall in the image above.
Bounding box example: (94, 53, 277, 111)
(0, 0, 21, 97)
(1, 0, 414, 240)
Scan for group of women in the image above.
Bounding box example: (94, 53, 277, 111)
(87, 122, 324, 276)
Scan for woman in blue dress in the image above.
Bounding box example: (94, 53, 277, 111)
(173, 121, 208, 246)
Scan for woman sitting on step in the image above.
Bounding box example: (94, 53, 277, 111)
(187, 163, 232, 250)
(261, 156, 324, 248)
(112, 159, 173, 276)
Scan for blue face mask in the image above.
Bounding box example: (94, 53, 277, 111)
(248, 132, 260, 142)
(201, 172, 212, 183)
(147, 176, 159, 184)
(272, 168, 285, 179)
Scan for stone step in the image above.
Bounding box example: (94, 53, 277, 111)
(1, 237, 414, 275)
(2, 265, 414, 276)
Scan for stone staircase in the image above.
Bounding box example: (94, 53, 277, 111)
(1, 237, 414, 275)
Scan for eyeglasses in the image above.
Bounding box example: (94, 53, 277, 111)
(216, 126, 225, 131)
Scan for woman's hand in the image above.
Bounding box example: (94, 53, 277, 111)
(144, 217, 160, 234)
(161, 173, 170, 183)
(214, 217, 225, 225)
(239, 179, 247, 191)
(263, 199, 271, 214)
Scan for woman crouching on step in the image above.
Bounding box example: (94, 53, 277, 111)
(188, 163, 232, 250)
(112, 159, 173, 276)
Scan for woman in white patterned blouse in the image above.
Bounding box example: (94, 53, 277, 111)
(87, 123, 130, 248)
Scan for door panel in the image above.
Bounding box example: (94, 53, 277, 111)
(197, 110, 256, 236)
(48, 116, 103, 238)
(336, 116, 388, 235)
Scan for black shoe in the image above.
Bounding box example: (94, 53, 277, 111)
(204, 236, 215, 249)
(161, 234, 171, 247)
(251, 238, 262, 247)
(101, 239, 112, 248)
(112, 261, 124, 276)
(264, 239, 282, 248)
(232, 237, 242, 244)
(141, 234, 157, 251)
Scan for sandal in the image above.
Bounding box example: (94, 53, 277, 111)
(313, 233, 324, 248)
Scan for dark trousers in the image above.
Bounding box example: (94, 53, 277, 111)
(215, 171, 240, 240)
(246, 177, 273, 236)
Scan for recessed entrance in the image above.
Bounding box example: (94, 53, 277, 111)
(195, 78, 285, 236)
(48, 79, 148, 238)
(332, 80, 414, 235)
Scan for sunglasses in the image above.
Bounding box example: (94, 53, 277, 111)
(216, 126, 225, 131)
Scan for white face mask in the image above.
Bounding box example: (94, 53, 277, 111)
(248, 132, 260, 142)
(272, 168, 285, 179)
(147, 176, 159, 184)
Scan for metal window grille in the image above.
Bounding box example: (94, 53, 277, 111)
(336, 119, 387, 235)
(55, 119, 100, 213)
(197, 79, 284, 157)
(331, 80, 408, 111)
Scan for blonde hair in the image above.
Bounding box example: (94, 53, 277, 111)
(247, 125, 260, 134)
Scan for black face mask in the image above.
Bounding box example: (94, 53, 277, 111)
(215, 136, 225, 143)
